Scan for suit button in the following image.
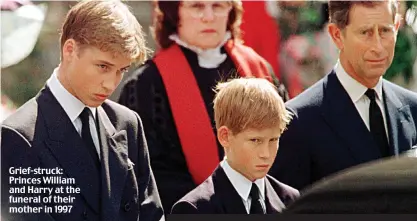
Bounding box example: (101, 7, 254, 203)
(124, 202, 131, 212)
(83, 210, 88, 219)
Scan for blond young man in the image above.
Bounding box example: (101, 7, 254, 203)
(171, 78, 299, 214)
(1, 1, 164, 221)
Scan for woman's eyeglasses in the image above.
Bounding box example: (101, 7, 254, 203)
(181, 2, 232, 19)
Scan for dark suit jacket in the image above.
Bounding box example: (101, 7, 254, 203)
(269, 71, 417, 191)
(170, 165, 299, 214)
(283, 151, 417, 213)
(1, 86, 164, 221)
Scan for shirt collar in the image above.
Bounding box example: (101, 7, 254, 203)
(46, 67, 97, 123)
(220, 159, 265, 202)
(335, 60, 383, 102)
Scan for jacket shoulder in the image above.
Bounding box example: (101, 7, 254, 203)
(383, 80, 417, 106)
(101, 100, 141, 129)
(2, 97, 39, 143)
(266, 175, 300, 204)
(173, 176, 216, 212)
(284, 77, 327, 122)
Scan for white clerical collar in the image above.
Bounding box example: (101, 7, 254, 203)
(169, 31, 231, 69)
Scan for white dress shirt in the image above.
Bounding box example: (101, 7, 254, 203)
(335, 61, 389, 141)
(220, 159, 266, 214)
(46, 68, 101, 159)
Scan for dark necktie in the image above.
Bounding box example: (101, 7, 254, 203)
(79, 107, 101, 169)
(249, 183, 265, 214)
(365, 89, 389, 157)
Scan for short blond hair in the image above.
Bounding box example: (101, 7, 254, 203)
(213, 78, 292, 135)
(60, 0, 149, 63)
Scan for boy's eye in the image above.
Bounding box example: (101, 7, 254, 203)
(97, 64, 109, 71)
(270, 138, 279, 142)
(250, 139, 262, 144)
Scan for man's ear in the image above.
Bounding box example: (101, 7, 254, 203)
(327, 23, 345, 51)
(217, 126, 231, 151)
(394, 13, 401, 33)
(62, 39, 77, 62)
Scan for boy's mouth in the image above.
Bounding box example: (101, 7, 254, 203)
(256, 164, 269, 168)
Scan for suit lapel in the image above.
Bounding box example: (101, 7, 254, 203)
(212, 166, 247, 214)
(96, 106, 128, 219)
(39, 87, 101, 213)
(264, 178, 285, 214)
(321, 72, 382, 163)
(383, 81, 416, 155)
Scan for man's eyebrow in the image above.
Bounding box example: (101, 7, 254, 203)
(95, 60, 131, 70)
(95, 60, 115, 66)
(121, 65, 131, 70)
(356, 24, 373, 30)
(357, 23, 395, 30)
(379, 24, 395, 29)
